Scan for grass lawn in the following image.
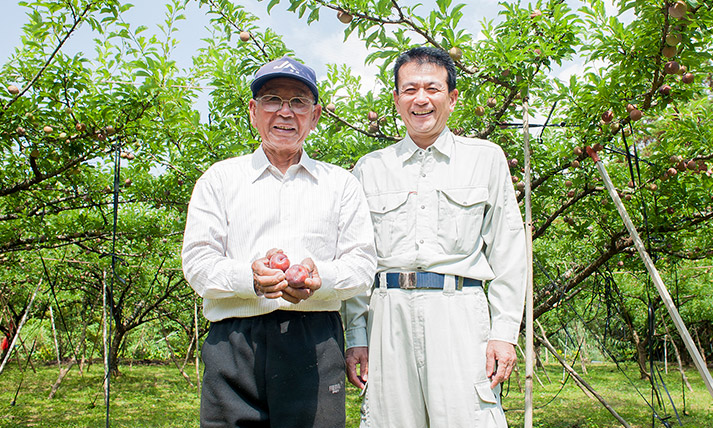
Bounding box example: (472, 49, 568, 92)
(0, 360, 711, 427)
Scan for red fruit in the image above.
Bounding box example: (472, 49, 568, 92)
(664, 61, 680, 75)
(629, 109, 642, 121)
(659, 84, 672, 96)
(285, 264, 310, 287)
(269, 253, 290, 272)
(681, 72, 694, 84)
(601, 110, 614, 123)
(1, 336, 8, 351)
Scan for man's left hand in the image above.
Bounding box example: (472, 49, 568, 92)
(485, 340, 517, 388)
(281, 258, 321, 304)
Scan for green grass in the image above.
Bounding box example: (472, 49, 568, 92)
(0, 361, 711, 427)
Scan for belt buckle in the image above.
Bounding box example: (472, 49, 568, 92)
(399, 272, 417, 289)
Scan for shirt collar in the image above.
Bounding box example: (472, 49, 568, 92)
(395, 127, 454, 164)
(249, 145, 319, 183)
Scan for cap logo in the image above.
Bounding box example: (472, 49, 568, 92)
(274, 60, 299, 74)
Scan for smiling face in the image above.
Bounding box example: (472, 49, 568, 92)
(394, 61, 458, 148)
(249, 77, 321, 165)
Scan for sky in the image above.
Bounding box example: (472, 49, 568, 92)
(0, 1, 623, 119)
(0, 0, 547, 85)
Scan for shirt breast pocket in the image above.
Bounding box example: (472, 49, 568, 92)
(437, 187, 488, 254)
(366, 192, 410, 258)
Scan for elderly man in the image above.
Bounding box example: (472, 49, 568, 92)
(344, 46, 527, 427)
(182, 56, 377, 428)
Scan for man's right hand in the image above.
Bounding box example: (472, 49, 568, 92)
(346, 346, 369, 389)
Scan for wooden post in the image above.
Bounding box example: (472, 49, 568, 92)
(522, 88, 534, 428)
(0, 279, 42, 375)
(537, 321, 632, 428)
(49, 305, 61, 369)
(586, 147, 713, 398)
(195, 297, 201, 391)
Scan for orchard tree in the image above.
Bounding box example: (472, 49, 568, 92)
(1, 0, 712, 394)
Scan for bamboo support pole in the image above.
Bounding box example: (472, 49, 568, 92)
(586, 146, 713, 399)
(536, 321, 632, 428)
(522, 90, 534, 428)
(0, 279, 42, 375)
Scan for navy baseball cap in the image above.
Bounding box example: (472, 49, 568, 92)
(250, 57, 319, 102)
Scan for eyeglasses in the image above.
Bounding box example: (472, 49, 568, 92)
(256, 95, 315, 114)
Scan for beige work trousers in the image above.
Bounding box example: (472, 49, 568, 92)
(360, 273, 508, 428)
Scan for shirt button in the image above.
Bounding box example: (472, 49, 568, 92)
(419, 239, 424, 244)
(421, 173, 426, 177)
(421, 205, 425, 209)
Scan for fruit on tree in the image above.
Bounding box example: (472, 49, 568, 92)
(16, 126, 25, 136)
(610, 122, 621, 134)
(667, 167, 678, 176)
(662, 46, 677, 58)
(269, 253, 290, 272)
(285, 264, 310, 287)
(565, 180, 573, 188)
(681, 72, 694, 84)
(573, 146, 583, 156)
(43, 125, 53, 134)
(76, 123, 87, 132)
(668, 1, 688, 19)
(124, 178, 132, 187)
(592, 143, 603, 152)
(601, 110, 614, 123)
(239, 31, 250, 42)
(571, 160, 580, 168)
(326, 103, 336, 113)
(664, 61, 680, 74)
(474, 106, 485, 116)
(511, 175, 519, 183)
(629, 108, 642, 121)
(487, 97, 497, 108)
(337, 11, 353, 23)
(368, 122, 379, 133)
(448, 47, 462, 62)
(368, 111, 378, 121)
(105, 125, 116, 135)
(666, 33, 682, 46)
(530, 9, 542, 18)
(659, 84, 672, 96)
(7, 85, 19, 95)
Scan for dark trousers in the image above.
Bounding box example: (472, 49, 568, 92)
(200, 311, 346, 428)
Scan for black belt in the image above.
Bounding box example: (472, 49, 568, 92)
(378, 272, 482, 290)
